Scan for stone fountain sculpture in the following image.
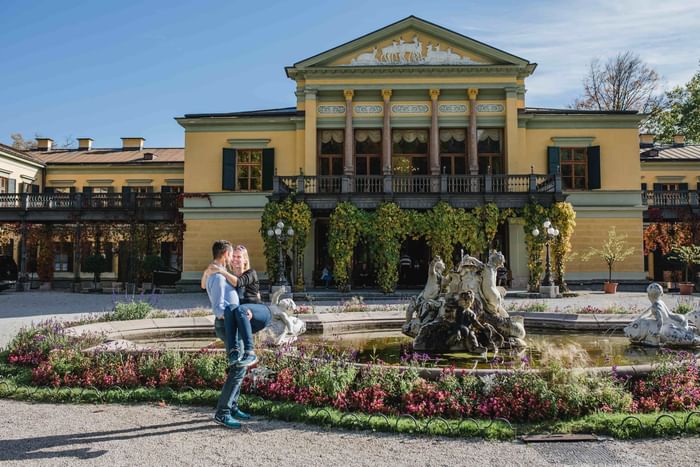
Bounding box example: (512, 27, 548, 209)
(624, 283, 700, 347)
(254, 289, 307, 346)
(402, 251, 526, 353)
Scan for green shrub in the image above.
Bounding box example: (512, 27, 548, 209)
(106, 301, 152, 321)
(674, 302, 694, 315)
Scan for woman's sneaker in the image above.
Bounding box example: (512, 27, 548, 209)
(236, 352, 258, 368)
(213, 413, 241, 429)
(227, 350, 240, 367)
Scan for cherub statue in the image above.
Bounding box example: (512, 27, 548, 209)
(624, 283, 700, 347)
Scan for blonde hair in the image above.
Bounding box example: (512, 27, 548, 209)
(232, 244, 250, 273)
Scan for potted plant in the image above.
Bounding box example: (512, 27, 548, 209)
(668, 245, 700, 295)
(581, 227, 635, 294)
(83, 254, 109, 292)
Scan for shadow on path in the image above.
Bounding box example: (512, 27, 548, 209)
(0, 417, 215, 462)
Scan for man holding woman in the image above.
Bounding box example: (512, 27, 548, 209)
(203, 241, 272, 429)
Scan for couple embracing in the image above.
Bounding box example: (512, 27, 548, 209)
(202, 240, 272, 429)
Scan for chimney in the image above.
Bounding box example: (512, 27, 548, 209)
(639, 134, 655, 149)
(121, 137, 145, 151)
(77, 138, 93, 151)
(673, 134, 685, 147)
(35, 138, 53, 151)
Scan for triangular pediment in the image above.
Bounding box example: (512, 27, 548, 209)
(290, 16, 531, 70)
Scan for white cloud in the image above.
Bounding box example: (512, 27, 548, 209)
(448, 0, 700, 106)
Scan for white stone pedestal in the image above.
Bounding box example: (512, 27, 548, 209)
(539, 285, 559, 298)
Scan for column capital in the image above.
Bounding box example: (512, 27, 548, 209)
(304, 88, 318, 99)
(467, 88, 479, 100)
(381, 89, 392, 101)
(429, 88, 440, 100)
(343, 89, 354, 100)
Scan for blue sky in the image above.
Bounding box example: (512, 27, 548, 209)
(1, 0, 699, 148)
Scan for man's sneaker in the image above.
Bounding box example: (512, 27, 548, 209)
(227, 350, 240, 367)
(236, 352, 258, 368)
(233, 409, 251, 420)
(213, 413, 241, 429)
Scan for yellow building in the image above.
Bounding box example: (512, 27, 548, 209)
(176, 16, 645, 289)
(0, 137, 183, 289)
(639, 134, 700, 282)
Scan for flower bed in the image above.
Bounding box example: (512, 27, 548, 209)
(3, 321, 700, 425)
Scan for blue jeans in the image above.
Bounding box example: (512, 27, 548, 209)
(214, 319, 246, 416)
(224, 303, 271, 354)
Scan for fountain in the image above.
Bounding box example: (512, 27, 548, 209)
(402, 251, 525, 353)
(624, 283, 700, 347)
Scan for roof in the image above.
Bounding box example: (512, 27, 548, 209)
(0, 143, 46, 166)
(520, 107, 639, 116)
(26, 147, 184, 164)
(183, 107, 301, 119)
(289, 16, 533, 71)
(640, 144, 700, 161)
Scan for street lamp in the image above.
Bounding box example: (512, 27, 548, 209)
(532, 219, 559, 287)
(267, 220, 294, 288)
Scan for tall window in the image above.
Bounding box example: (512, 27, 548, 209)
(0, 177, 9, 193)
(354, 130, 382, 193)
(439, 129, 467, 175)
(318, 130, 344, 176)
(236, 150, 262, 191)
(560, 147, 588, 190)
(477, 129, 504, 174)
(54, 242, 73, 272)
(392, 129, 428, 175)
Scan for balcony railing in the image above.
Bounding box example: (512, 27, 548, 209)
(642, 190, 700, 207)
(0, 192, 181, 211)
(275, 173, 559, 195)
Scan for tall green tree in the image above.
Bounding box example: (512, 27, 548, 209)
(649, 66, 700, 144)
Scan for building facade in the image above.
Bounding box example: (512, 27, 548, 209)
(176, 16, 646, 288)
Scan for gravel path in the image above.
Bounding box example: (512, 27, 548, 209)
(0, 399, 695, 466)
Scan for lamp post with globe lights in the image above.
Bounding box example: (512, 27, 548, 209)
(532, 220, 559, 288)
(267, 220, 294, 289)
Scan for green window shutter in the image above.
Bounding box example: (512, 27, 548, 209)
(262, 148, 275, 191)
(69, 187, 76, 194)
(161, 186, 171, 193)
(31, 184, 40, 193)
(653, 183, 662, 192)
(122, 186, 132, 194)
(222, 148, 236, 191)
(547, 147, 560, 174)
(82, 186, 92, 194)
(44, 187, 54, 194)
(641, 183, 647, 191)
(680, 183, 688, 191)
(587, 146, 601, 190)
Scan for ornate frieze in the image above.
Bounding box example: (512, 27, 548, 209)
(391, 104, 429, 114)
(346, 34, 484, 66)
(317, 105, 346, 115)
(353, 105, 383, 114)
(438, 104, 467, 114)
(476, 103, 504, 113)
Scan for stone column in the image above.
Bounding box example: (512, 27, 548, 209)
(467, 88, 479, 175)
(504, 87, 519, 176)
(429, 89, 440, 176)
(381, 89, 393, 175)
(304, 89, 318, 175)
(72, 223, 81, 292)
(343, 89, 354, 175)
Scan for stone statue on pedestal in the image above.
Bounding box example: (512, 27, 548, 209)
(402, 251, 526, 353)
